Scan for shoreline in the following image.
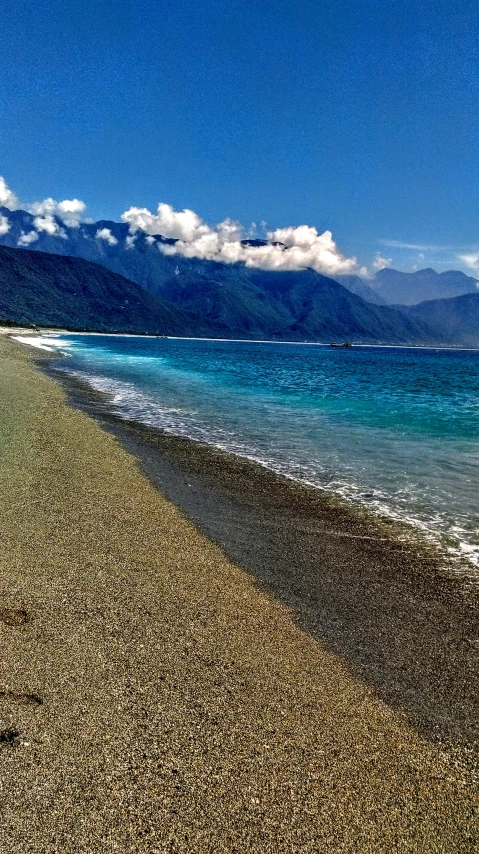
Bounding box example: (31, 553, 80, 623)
(16, 328, 479, 576)
(5, 325, 479, 350)
(45, 358, 479, 757)
(47, 360, 479, 581)
(1, 336, 478, 851)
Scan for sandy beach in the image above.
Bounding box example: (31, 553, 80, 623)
(0, 334, 478, 852)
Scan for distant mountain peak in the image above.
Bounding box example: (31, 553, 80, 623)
(438, 268, 478, 282)
(370, 266, 478, 305)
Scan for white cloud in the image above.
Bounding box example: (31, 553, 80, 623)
(18, 230, 39, 246)
(121, 203, 358, 276)
(0, 177, 87, 228)
(372, 252, 391, 271)
(56, 198, 87, 227)
(28, 196, 86, 228)
(378, 239, 443, 251)
(0, 176, 378, 277)
(0, 213, 10, 235)
(458, 252, 479, 276)
(0, 177, 20, 210)
(95, 227, 118, 246)
(121, 203, 209, 242)
(33, 214, 67, 238)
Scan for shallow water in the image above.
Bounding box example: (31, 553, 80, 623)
(41, 334, 479, 572)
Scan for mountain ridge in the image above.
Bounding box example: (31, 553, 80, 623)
(0, 242, 444, 344)
(0, 206, 471, 345)
(2, 206, 477, 307)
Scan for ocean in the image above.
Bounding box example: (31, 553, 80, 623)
(29, 333, 479, 574)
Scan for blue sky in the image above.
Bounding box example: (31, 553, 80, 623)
(1, 0, 478, 275)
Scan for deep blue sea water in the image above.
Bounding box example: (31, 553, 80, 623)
(30, 333, 479, 573)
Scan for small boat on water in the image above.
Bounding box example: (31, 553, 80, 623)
(330, 341, 353, 348)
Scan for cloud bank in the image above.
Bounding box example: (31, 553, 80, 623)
(2, 175, 359, 275)
(121, 203, 358, 275)
(458, 252, 479, 277)
(4, 174, 479, 279)
(0, 177, 87, 247)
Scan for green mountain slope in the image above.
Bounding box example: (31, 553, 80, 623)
(0, 219, 449, 344)
(156, 266, 444, 344)
(0, 245, 223, 336)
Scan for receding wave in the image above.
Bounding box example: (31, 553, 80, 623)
(57, 362, 479, 576)
(13, 334, 74, 353)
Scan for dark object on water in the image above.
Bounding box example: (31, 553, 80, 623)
(330, 341, 353, 348)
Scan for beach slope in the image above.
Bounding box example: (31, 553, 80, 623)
(0, 336, 477, 853)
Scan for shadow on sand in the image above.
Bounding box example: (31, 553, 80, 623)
(50, 367, 479, 765)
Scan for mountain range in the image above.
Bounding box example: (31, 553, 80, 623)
(2, 206, 477, 307)
(0, 245, 222, 336)
(336, 267, 478, 305)
(0, 243, 442, 344)
(0, 205, 478, 345)
(149, 264, 444, 343)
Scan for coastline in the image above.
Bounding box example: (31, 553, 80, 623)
(1, 335, 478, 852)
(20, 328, 479, 573)
(47, 360, 479, 755)
(4, 324, 479, 349)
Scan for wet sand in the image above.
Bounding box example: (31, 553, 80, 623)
(0, 335, 478, 852)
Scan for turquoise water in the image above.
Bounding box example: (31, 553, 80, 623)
(44, 334, 479, 572)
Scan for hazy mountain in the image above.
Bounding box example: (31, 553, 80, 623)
(334, 268, 479, 306)
(0, 245, 223, 336)
(333, 275, 388, 305)
(404, 291, 479, 347)
(371, 267, 478, 305)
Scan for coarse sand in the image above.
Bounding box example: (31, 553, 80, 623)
(0, 335, 477, 853)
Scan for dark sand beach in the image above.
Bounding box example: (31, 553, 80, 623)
(0, 335, 478, 852)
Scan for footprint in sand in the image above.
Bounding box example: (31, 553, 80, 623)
(0, 691, 43, 707)
(0, 608, 31, 627)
